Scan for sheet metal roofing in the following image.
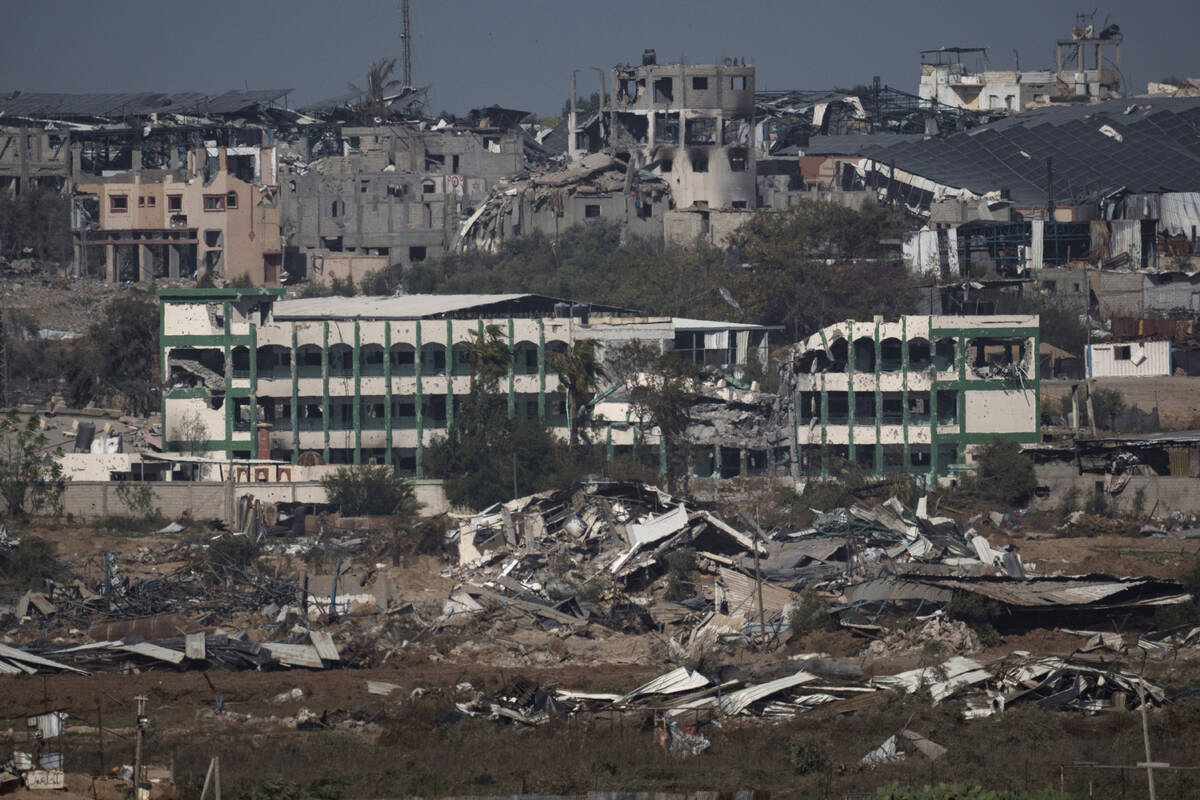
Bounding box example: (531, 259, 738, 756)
(0, 89, 290, 119)
(846, 97, 1200, 205)
(272, 293, 635, 321)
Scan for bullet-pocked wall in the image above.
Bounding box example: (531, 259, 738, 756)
(609, 62, 756, 211)
(159, 289, 772, 477)
(790, 314, 1040, 480)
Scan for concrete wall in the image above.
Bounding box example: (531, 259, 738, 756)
(1032, 463, 1200, 515)
(58, 478, 448, 522)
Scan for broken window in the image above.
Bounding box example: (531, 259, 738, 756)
(653, 77, 674, 103)
(451, 155, 460, 173)
(936, 390, 958, 424)
(585, 204, 601, 218)
(422, 179, 436, 195)
(908, 392, 931, 422)
(691, 154, 708, 172)
(908, 338, 931, 371)
(228, 154, 255, 183)
(348, 136, 361, 150)
(692, 76, 708, 91)
(853, 337, 875, 372)
(730, 75, 747, 91)
(654, 114, 679, 144)
(226, 191, 238, 209)
(360, 180, 369, 194)
(881, 392, 903, 424)
(204, 230, 222, 248)
(425, 152, 445, 171)
(146, 196, 156, 208)
(731, 200, 747, 209)
(685, 117, 717, 146)
(168, 194, 182, 212)
(660, 157, 673, 173)
(110, 195, 128, 213)
(637, 203, 653, 220)
(880, 338, 903, 372)
(798, 391, 818, 424)
(933, 338, 956, 371)
(329, 199, 344, 217)
(137, 196, 145, 208)
(203, 195, 225, 212)
(827, 392, 849, 424)
(409, 246, 426, 262)
(854, 393, 876, 424)
(728, 150, 747, 171)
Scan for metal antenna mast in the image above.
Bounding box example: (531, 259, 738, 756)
(400, 0, 413, 89)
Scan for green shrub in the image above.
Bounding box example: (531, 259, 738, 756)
(320, 465, 418, 516)
(0, 536, 58, 590)
(975, 438, 1036, 507)
(1084, 489, 1108, 516)
(664, 547, 697, 601)
(1059, 486, 1080, 516)
(787, 588, 831, 635)
(787, 736, 828, 775)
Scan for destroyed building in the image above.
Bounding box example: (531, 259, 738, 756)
(460, 53, 757, 250)
(158, 288, 770, 472)
(73, 144, 283, 284)
(786, 315, 1040, 479)
(281, 121, 529, 281)
(0, 90, 298, 281)
(918, 20, 1123, 113)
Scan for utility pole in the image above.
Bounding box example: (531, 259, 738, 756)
(133, 695, 148, 800)
(399, 0, 413, 89)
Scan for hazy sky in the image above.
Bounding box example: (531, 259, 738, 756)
(1, 0, 1194, 117)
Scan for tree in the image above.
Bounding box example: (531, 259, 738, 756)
(607, 341, 702, 488)
(0, 411, 67, 518)
(321, 465, 420, 517)
(974, 438, 1036, 507)
(1091, 388, 1128, 430)
(172, 409, 209, 456)
(550, 338, 607, 447)
(355, 59, 402, 122)
(84, 295, 158, 415)
(427, 330, 564, 508)
(727, 200, 915, 340)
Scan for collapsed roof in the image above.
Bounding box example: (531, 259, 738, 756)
(845, 97, 1200, 208)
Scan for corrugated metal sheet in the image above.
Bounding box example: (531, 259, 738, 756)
(717, 670, 817, 715)
(1087, 341, 1171, 378)
(617, 667, 709, 704)
(0, 90, 290, 119)
(719, 566, 798, 617)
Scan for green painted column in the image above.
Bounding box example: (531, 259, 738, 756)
(958, 335, 967, 437)
(445, 319, 454, 429)
(414, 320, 424, 477)
(506, 318, 515, 417)
(605, 425, 613, 463)
(846, 325, 855, 464)
(249, 323, 258, 436)
(290, 326, 299, 463)
(321, 321, 330, 464)
(222, 299, 233, 459)
(352, 321, 361, 465)
(820, 381, 829, 479)
(873, 321, 882, 477)
(384, 324, 393, 467)
(537, 319, 546, 422)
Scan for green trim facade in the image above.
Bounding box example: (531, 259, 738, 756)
(792, 314, 1041, 482)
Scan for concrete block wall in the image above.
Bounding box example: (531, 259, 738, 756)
(1032, 464, 1200, 516)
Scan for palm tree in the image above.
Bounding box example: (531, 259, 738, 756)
(551, 339, 607, 448)
(348, 59, 401, 123)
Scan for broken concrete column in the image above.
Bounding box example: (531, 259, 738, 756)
(168, 244, 180, 279)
